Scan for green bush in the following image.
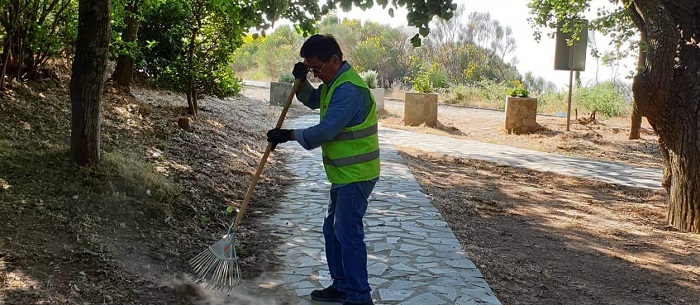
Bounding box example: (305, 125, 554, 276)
(576, 81, 631, 117)
(508, 87, 529, 98)
(359, 70, 379, 89)
(428, 68, 449, 89)
(277, 74, 295, 83)
(412, 74, 434, 93)
(205, 65, 241, 98)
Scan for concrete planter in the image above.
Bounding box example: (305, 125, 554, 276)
(370, 88, 385, 111)
(269, 82, 294, 106)
(404, 92, 438, 127)
(504, 96, 538, 134)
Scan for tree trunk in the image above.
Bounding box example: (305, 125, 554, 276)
(70, 0, 111, 165)
(628, 35, 648, 140)
(0, 38, 10, 90)
(111, 0, 140, 87)
(185, 16, 199, 116)
(628, 107, 642, 140)
(626, 0, 700, 232)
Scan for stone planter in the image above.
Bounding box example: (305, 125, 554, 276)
(370, 88, 385, 111)
(404, 92, 438, 127)
(269, 82, 294, 106)
(504, 96, 538, 134)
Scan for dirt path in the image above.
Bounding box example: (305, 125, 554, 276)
(398, 148, 700, 305)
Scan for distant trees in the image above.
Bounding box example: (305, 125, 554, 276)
(0, 0, 77, 87)
(232, 7, 524, 89)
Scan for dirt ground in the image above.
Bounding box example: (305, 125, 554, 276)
(399, 148, 699, 305)
(380, 98, 661, 169)
(0, 78, 309, 304)
(1, 80, 695, 305)
(375, 98, 700, 304)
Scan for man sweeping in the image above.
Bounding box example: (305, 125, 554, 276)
(266, 34, 380, 305)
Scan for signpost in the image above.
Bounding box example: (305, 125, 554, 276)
(554, 21, 588, 131)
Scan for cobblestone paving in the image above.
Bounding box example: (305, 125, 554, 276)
(261, 115, 501, 305)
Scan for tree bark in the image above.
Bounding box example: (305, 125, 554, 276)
(628, 35, 648, 140)
(628, 107, 642, 139)
(0, 38, 10, 90)
(70, 0, 111, 165)
(626, 0, 700, 232)
(111, 0, 140, 87)
(185, 5, 201, 116)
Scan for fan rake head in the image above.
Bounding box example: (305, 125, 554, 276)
(189, 232, 242, 291)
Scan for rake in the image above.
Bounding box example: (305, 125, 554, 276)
(189, 78, 302, 290)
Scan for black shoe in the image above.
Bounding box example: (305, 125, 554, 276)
(343, 301, 374, 305)
(310, 286, 346, 302)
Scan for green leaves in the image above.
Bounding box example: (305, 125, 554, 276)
(410, 34, 422, 47)
(419, 27, 429, 37)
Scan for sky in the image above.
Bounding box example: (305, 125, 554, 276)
(276, 0, 637, 89)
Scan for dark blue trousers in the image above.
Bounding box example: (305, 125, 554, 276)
(324, 179, 377, 303)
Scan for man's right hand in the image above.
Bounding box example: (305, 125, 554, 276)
(292, 62, 308, 81)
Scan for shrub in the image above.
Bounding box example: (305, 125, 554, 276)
(412, 74, 434, 93)
(277, 74, 295, 83)
(360, 70, 379, 89)
(507, 80, 529, 97)
(508, 87, 530, 98)
(428, 67, 448, 89)
(576, 81, 631, 117)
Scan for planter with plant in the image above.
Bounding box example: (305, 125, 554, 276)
(504, 83, 538, 134)
(404, 72, 438, 127)
(360, 70, 384, 111)
(270, 74, 295, 106)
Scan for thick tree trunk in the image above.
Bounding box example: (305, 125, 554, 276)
(626, 0, 700, 232)
(111, 1, 140, 87)
(70, 0, 111, 165)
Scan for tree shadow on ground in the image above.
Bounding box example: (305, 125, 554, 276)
(398, 148, 698, 305)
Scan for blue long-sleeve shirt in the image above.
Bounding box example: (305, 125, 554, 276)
(293, 62, 373, 150)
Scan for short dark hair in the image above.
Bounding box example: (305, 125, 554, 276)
(300, 34, 343, 62)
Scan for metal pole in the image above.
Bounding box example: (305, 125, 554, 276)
(566, 69, 573, 131)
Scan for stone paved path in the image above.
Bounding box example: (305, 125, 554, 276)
(381, 127, 662, 190)
(262, 115, 501, 305)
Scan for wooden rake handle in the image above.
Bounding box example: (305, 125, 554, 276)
(232, 78, 302, 229)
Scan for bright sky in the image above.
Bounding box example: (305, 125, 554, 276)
(278, 0, 637, 89)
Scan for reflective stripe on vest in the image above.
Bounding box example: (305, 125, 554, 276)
(332, 124, 378, 141)
(323, 149, 380, 167)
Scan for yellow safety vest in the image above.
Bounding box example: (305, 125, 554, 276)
(319, 68, 380, 184)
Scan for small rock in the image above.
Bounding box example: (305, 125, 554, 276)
(105, 295, 113, 303)
(72, 195, 79, 200)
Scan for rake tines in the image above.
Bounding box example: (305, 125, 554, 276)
(189, 231, 242, 290)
